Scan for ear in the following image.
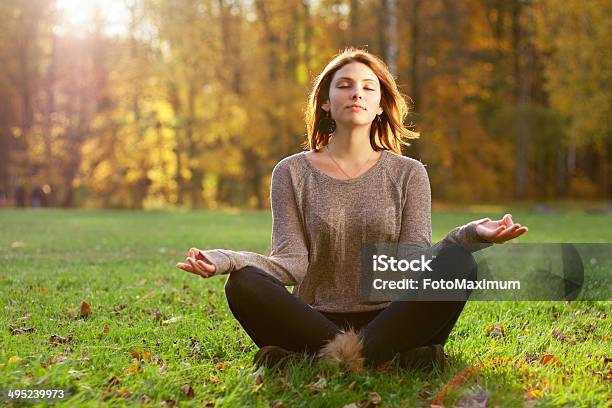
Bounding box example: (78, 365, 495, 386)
(321, 101, 330, 112)
(377, 106, 383, 115)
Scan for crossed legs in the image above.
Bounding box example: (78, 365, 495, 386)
(224, 245, 477, 366)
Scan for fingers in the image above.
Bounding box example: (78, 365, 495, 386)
(491, 223, 529, 243)
(177, 259, 212, 278)
(188, 257, 215, 277)
(502, 213, 514, 228)
(189, 247, 208, 262)
(176, 262, 200, 276)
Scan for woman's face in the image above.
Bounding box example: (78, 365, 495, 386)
(323, 61, 384, 128)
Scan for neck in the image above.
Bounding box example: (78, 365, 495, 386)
(326, 124, 375, 160)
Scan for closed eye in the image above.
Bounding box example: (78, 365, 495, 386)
(337, 85, 376, 91)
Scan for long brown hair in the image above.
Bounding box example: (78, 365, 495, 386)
(303, 48, 419, 154)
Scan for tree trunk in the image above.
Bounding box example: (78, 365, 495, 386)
(512, 1, 532, 199)
(385, 0, 398, 76)
(408, 0, 422, 159)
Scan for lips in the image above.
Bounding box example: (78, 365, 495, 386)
(347, 104, 365, 110)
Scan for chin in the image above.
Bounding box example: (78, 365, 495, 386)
(338, 118, 374, 128)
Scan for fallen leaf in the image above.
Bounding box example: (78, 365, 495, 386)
(49, 335, 73, 346)
(102, 324, 109, 334)
(255, 375, 263, 386)
(540, 354, 558, 366)
(159, 362, 168, 374)
(66, 308, 78, 318)
(124, 359, 141, 375)
(526, 388, 544, 399)
(8, 356, 22, 364)
(431, 365, 482, 405)
(80, 302, 91, 318)
(10, 327, 35, 335)
(115, 389, 133, 399)
(343, 404, 359, 408)
(307, 375, 327, 391)
(129, 349, 152, 362)
(107, 376, 121, 386)
(17, 313, 31, 321)
(215, 362, 228, 371)
(11, 241, 26, 248)
(485, 324, 505, 338)
(139, 395, 152, 404)
(368, 391, 382, 406)
(182, 383, 195, 399)
(42, 355, 67, 368)
(552, 329, 567, 342)
(271, 400, 287, 408)
(161, 400, 176, 407)
(137, 278, 147, 286)
(188, 338, 201, 358)
(35, 287, 48, 292)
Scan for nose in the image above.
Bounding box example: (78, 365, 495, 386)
(352, 86, 363, 100)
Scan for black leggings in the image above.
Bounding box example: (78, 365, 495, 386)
(224, 245, 477, 365)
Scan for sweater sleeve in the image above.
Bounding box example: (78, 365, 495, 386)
(200, 161, 309, 286)
(398, 162, 492, 256)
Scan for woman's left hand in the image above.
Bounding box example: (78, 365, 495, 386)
(475, 213, 528, 244)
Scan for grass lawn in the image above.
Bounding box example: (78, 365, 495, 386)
(1, 209, 610, 407)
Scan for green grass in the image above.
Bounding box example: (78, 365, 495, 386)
(1, 209, 610, 407)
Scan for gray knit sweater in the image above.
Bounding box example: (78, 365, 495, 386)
(203, 150, 491, 313)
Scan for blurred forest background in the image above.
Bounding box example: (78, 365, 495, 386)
(0, 0, 610, 209)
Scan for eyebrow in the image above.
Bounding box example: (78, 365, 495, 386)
(334, 76, 378, 84)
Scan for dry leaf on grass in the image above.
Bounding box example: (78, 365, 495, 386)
(431, 365, 482, 406)
(182, 383, 195, 399)
(139, 395, 152, 404)
(124, 359, 141, 375)
(10, 326, 35, 335)
(129, 349, 152, 362)
(107, 376, 121, 386)
(80, 302, 91, 318)
(306, 375, 327, 391)
(485, 324, 505, 339)
(525, 388, 544, 399)
(540, 354, 559, 366)
(42, 355, 67, 368)
(115, 389, 132, 399)
(49, 335, 73, 346)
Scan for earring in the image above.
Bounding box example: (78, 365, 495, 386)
(318, 110, 336, 135)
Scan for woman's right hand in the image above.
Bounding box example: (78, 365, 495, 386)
(176, 248, 216, 278)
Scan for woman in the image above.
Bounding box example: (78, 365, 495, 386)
(176, 49, 528, 372)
